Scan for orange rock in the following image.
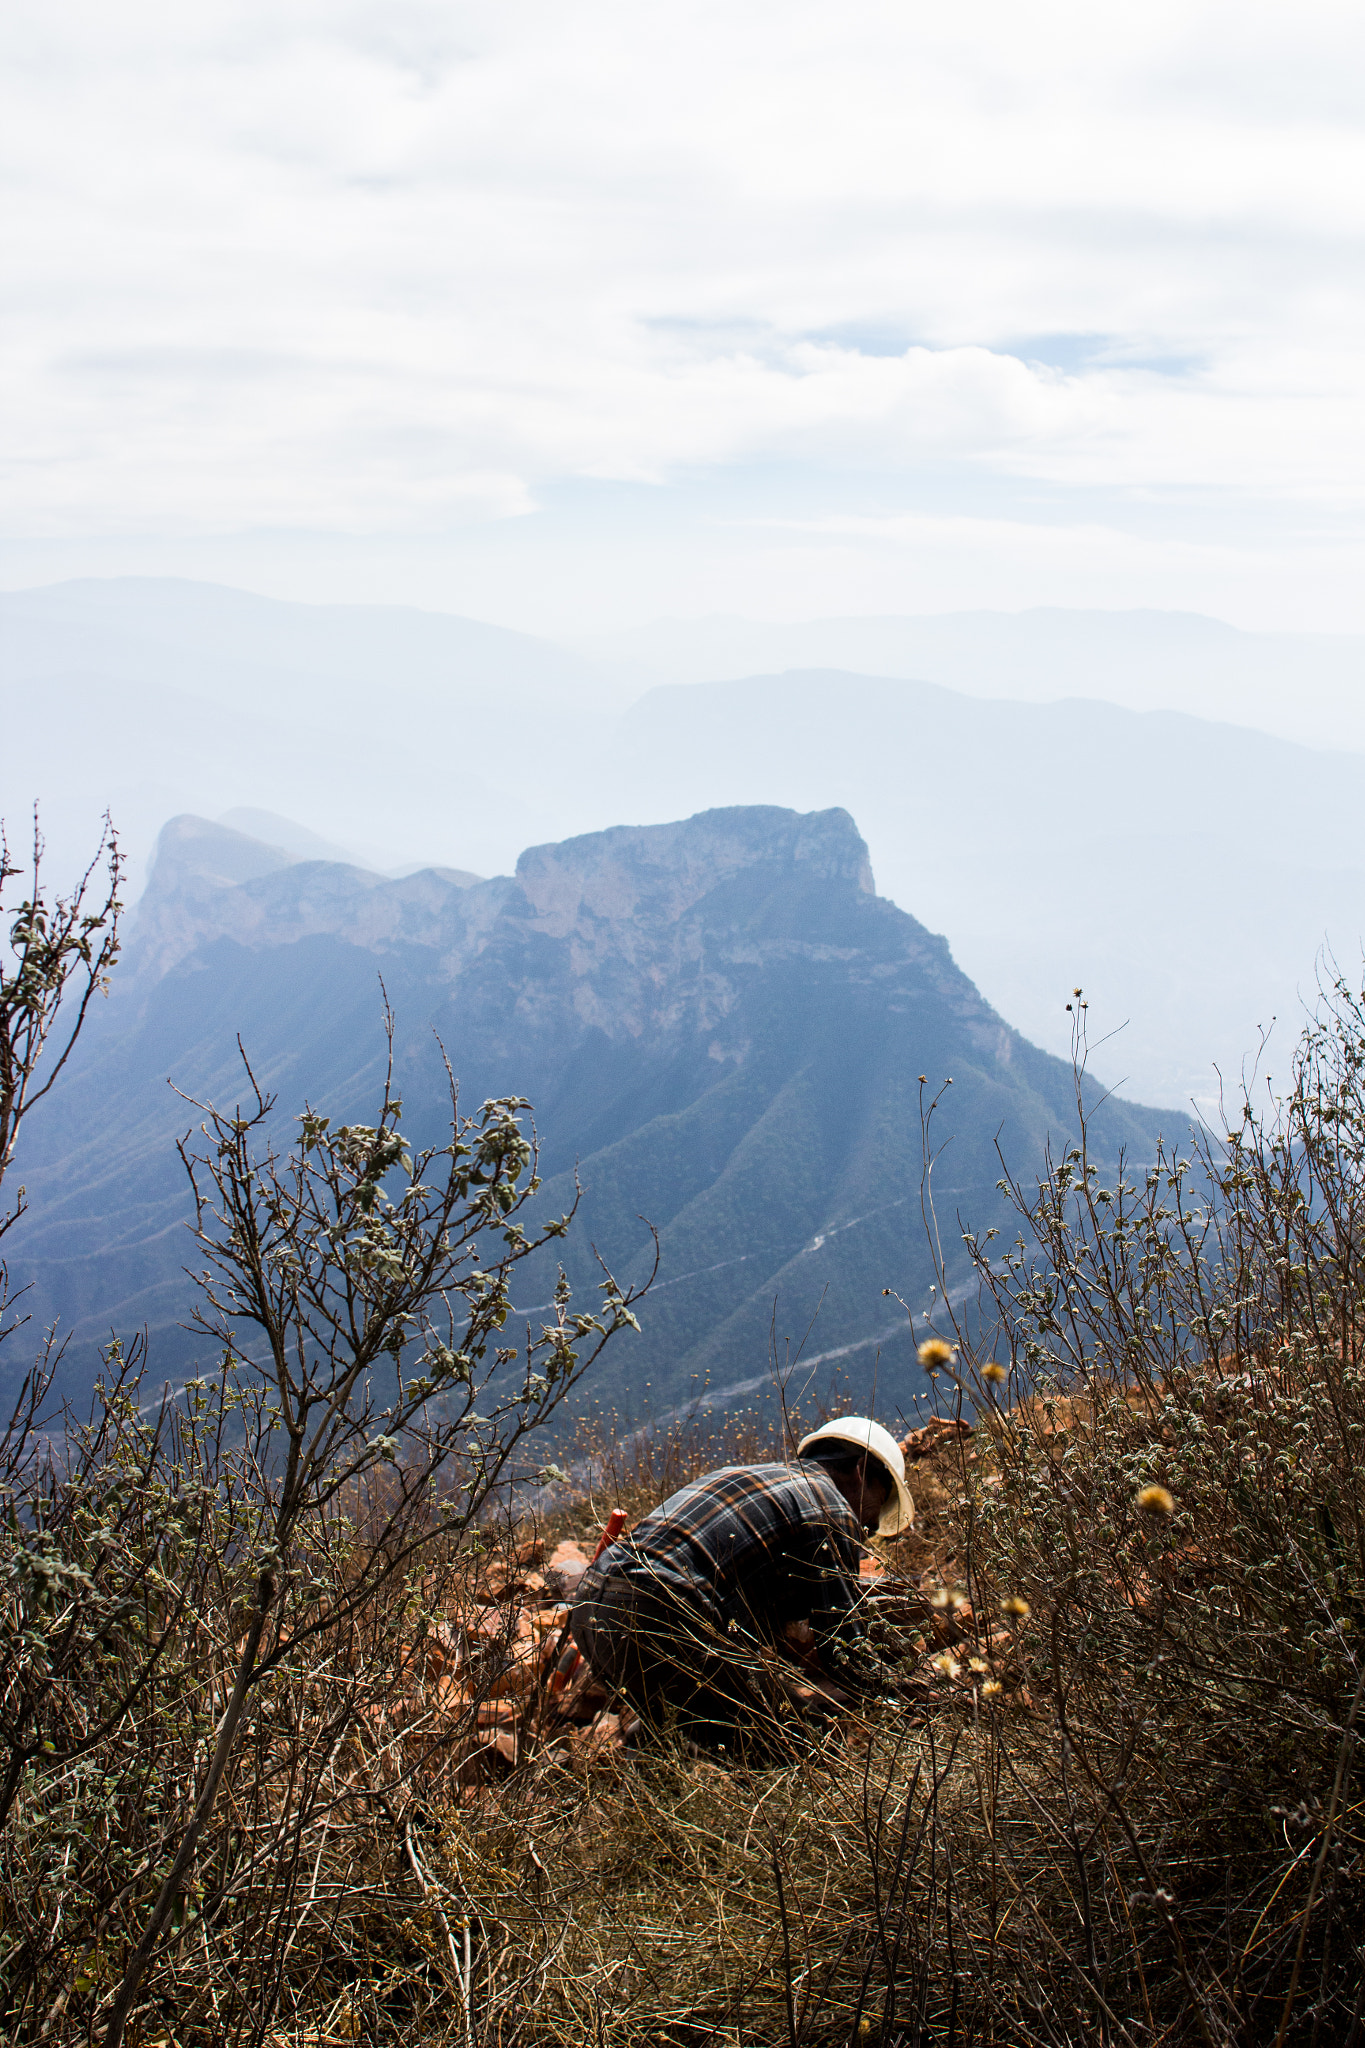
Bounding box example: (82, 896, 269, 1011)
(481, 1550, 549, 1598)
(451, 1732, 517, 1787)
(472, 1602, 517, 1643)
(781, 1618, 820, 1673)
(573, 1710, 626, 1757)
(486, 1640, 543, 1699)
(476, 1700, 520, 1729)
(546, 1539, 592, 1598)
(900, 1417, 974, 1461)
(530, 1604, 570, 1635)
(422, 1624, 464, 1682)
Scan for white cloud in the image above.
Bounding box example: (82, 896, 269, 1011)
(1, 2, 1362, 619)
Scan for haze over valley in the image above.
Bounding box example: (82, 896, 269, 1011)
(4, 576, 1362, 1112)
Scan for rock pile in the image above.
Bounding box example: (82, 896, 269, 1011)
(390, 1420, 1034, 1797)
(396, 1534, 628, 1797)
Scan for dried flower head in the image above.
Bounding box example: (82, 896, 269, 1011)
(982, 1361, 1008, 1385)
(918, 1337, 955, 1373)
(927, 1583, 951, 1609)
(1137, 1484, 1176, 1518)
(968, 1655, 989, 1673)
(1001, 1595, 1031, 1620)
(981, 1679, 1003, 1699)
(932, 1653, 961, 1681)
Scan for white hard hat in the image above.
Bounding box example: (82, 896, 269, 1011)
(796, 1416, 915, 1537)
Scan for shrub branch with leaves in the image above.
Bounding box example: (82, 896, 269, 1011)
(908, 980, 1365, 2042)
(0, 812, 122, 1340)
(91, 1014, 650, 2048)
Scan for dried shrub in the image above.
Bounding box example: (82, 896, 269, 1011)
(913, 975, 1365, 2042)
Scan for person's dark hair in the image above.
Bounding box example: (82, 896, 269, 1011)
(800, 1442, 896, 1506)
(799, 1441, 866, 1479)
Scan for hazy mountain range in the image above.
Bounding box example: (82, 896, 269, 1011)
(5, 804, 1172, 1421)
(581, 608, 1365, 752)
(4, 576, 1364, 1107)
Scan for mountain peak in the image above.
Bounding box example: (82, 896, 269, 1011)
(515, 805, 875, 936)
(126, 814, 386, 979)
(150, 812, 305, 889)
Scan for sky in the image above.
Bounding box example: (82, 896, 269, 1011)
(3, 1, 1364, 635)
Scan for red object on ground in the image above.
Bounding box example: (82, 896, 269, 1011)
(592, 1507, 628, 1562)
(552, 1509, 627, 1694)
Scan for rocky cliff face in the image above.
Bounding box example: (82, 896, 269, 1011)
(508, 807, 876, 1039)
(8, 805, 1173, 1419)
(133, 805, 877, 1013)
(125, 812, 487, 980)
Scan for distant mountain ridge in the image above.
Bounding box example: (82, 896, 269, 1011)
(8, 804, 1172, 1423)
(0, 575, 626, 898)
(606, 668, 1365, 1108)
(580, 607, 1365, 751)
(5, 576, 1362, 1107)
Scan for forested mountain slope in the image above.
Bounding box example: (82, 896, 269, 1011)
(8, 805, 1174, 1422)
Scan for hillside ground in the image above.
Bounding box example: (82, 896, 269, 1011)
(9, 1371, 1360, 2048)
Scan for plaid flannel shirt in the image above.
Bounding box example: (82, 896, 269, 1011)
(578, 1460, 875, 1676)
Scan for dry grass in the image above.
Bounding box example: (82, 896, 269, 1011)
(10, 978, 1365, 2042)
(4, 1374, 1363, 2046)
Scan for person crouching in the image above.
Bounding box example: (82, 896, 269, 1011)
(568, 1417, 913, 1755)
